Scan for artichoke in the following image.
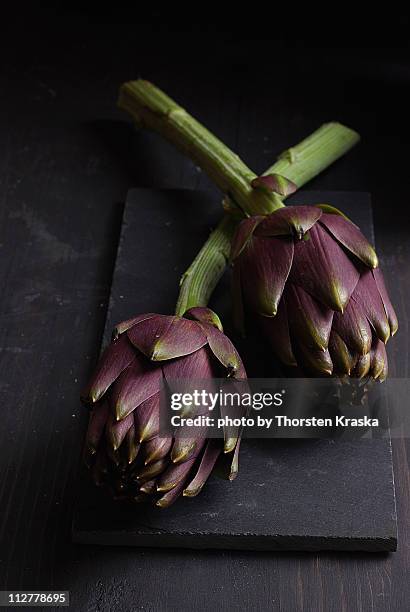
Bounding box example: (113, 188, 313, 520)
(231, 196, 397, 381)
(81, 307, 246, 507)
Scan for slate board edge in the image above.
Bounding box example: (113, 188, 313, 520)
(72, 531, 396, 552)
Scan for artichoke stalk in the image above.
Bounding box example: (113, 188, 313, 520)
(118, 80, 396, 380)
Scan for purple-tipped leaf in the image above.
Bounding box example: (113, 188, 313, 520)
(290, 223, 360, 312)
(286, 283, 333, 351)
(85, 401, 109, 452)
(157, 456, 197, 493)
(319, 213, 378, 269)
(105, 412, 134, 450)
(351, 270, 390, 343)
(162, 345, 216, 382)
(139, 479, 156, 495)
(184, 307, 223, 331)
(144, 435, 173, 465)
(372, 268, 398, 336)
(240, 235, 294, 316)
(112, 313, 156, 340)
(370, 338, 388, 381)
(228, 438, 241, 481)
(156, 478, 186, 508)
(333, 300, 372, 356)
(293, 340, 333, 376)
(204, 324, 246, 377)
(136, 457, 168, 482)
(258, 300, 297, 367)
(352, 352, 371, 379)
(171, 436, 201, 464)
(230, 216, 264, 261)
(219, 378, 249, 452)
(315, 204, 356, 224)
(127, 314, 207, 361)
(251, 173, 297, 196)
(183, 440, 221, 497)
(134, 392, 160, 442)
(328, 331, 357, 376)
(81, 335, 135, 404)
(110, 358, 163, 421)
(124, 424, 139, 464)
(255, 206, 322, 239)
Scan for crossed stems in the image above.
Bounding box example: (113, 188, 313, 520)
(118, 80, 360, 315)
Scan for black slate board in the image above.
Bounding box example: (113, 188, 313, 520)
(72, 189, 397, 552)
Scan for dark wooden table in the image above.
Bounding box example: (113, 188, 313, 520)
(1, 22, 409, 611)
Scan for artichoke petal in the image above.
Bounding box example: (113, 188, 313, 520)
(112, 313, 156, 340)
(290, 223, 360, 312)
(110, 359, 162, 421)
(171, 436, 200, 464)
(127, 314, 207, 361)
(85, 401, 109, 453)
(370, 338, 388, 381)
(352, 352, 371, 379)
(294, 341, 333, 376)
(81, 335, 135, 404)
(328, 331, 357, 376)
(255, 205, 322, 239)
(139, 479, 156, 495)
(230, 215, 264, 261)
(203, 324, 246, 377)
(286, 283, 333, 351)
(251, 173, 297, 196)
(240, 235, 294, 316)
(372, 268, 398, 336)
(319, 213, 378, 269)
(156, 478, 186, 508)
(136, 457, 168, 482)
(228, 438, 241, 481)
(351, 270, 391, 343)
(219, 378, 248, 452)
(184, 307, 223, 331)
(106, 412, 134, 450)
(259, 299, 297, 367)
(333, 300, 372, 356)
(162, 346, 216, 382)
(144, 435, 172, 465)
(124, 424, 140, 464)
(315, 203, 357, 225)
(183, 440, 221, 497)
(134, 393, 160, 442)
(156, 455, 198, 493)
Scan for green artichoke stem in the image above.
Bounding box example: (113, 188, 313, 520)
(264, 121, 360, 187)
(175, 215, 236, 316)
(118, 80, 283, 216)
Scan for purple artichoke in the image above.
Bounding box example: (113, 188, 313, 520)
(231, 202, 397, 380)
(81, 307, 246, 508)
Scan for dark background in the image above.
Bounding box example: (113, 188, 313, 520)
(1, 13, 410, 611)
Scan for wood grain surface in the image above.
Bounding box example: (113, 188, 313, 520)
(0, 23, 409, 611)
